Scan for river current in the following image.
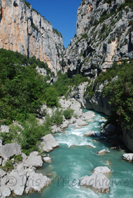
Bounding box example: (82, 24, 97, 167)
(19, 110, 133, 198)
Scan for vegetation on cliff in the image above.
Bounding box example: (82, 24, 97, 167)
(0, 49, 52, 125)
(85, 59, 133, 130)
(0, 49, 88, 154)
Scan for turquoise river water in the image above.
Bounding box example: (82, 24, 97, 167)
(18, 110, 133, 198)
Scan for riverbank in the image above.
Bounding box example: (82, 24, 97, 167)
(0, 99, 133, 197)
(19, 110, 133, 198)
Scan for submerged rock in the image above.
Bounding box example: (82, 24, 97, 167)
(40, 134, 59, 152)
(123, 153, 133, 162)
(80, 173, 110, 193)
(97, 149, 110, 155)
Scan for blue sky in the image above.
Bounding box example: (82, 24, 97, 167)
(27, 0, 81, 48)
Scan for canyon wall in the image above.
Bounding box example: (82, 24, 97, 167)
(0, 0, 64, 74)
(62, 0, 133, 78)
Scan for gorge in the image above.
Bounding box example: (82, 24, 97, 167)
(0, 0, 133, 197)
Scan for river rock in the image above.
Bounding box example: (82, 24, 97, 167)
(0, 169, 6, 177)
(84, 131, 96, 137)
(7, 167, 27, 196)
(60, 120, 70, 129)
(43, 157, 52, 163)
(97, 149, 110, 155)
(80, 173, 110, 193)
(74, 119, 88, 127)
(93, 166, 111, 174)
(51, 125, 62, 134)
(123, 153, 133, 162)
(59, 98, 82, 117)
(0, 186, 11, 198)
(104, 124, 116, 135)
(23, 152, 43, 167)
(0, 125, 10, 133)
(25, 172, 51, 193)
(0, 143, 21, 159)
(40, 134, 59, 152)
(81, 111, 95, 120)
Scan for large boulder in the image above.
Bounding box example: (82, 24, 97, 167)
(93, 166, 111, 174)
(40, 134, 59, 152)
(23, 152, 43, 168)
(123, 153, 133, 162)
(0, 186, 11, 198)
(43, 157, 52, 163)
(104, 124, 116, 135)
(25, 172, 51, 193)
(80, 173, 110, 193)
(7, 165, 26, 196)
(59, 98, 82, 117)
(81, 111, 95, 120)
(74, 119, 88, 127)
(84, 131, 96, 137)
(0, 143, 21, 159)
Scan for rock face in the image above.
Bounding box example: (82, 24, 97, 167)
(40, 134, 59, 152)
(0, 143, 21, 159)
(0, 0, 64, 74)
(61, 0, 133, 78)
(80, 173, 110, 193)
(122, 126, 133, 152)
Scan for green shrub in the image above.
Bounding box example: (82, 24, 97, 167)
(63, 109, 74, 119)
(2, 160, 14, 172)
(45, 87, 58, 107)
(51, 109, 63, 125)
(31, 22, 39, 31)
(18, 114, 46, 155)
(0, 49, 51, 125)
(13, 155, 22, 163)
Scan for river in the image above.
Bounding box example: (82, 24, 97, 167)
(19, 110, 133, 198)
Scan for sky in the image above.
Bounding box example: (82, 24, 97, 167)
(27, 0, 82, 48)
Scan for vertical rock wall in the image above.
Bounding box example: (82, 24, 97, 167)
(0, 0, 64, 74)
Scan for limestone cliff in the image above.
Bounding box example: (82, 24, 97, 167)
(63, 0, 133, 152)
(62, 0, 133, 78)
(0, 0, 64, 74)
